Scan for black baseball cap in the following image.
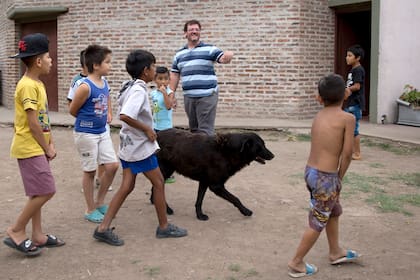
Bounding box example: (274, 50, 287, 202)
(10, 33, 49, 59)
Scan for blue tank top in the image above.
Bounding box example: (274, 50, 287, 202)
(74, 78, 109, 134)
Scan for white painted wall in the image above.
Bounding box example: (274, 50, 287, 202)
(377, 0, 420, 123)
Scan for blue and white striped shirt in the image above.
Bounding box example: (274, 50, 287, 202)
(171, 42, 224, 97)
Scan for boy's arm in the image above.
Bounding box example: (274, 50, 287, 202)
(159, 86, 175, 110)
(119, 114, 156, 142)
(345, 82, 361, 100)
(338, 114, 356, 179)
(69, 83, 89, 117)
(27, 109, 56, 160)
(107, 96, 113, 123)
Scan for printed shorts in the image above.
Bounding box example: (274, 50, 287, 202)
(305, 165, 342, 232)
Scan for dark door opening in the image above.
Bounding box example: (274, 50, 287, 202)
(335, 9, 371, 117)
(20, 20, 58, 111)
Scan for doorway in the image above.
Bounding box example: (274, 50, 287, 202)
(335, 8, 371, 117)
(20, 20, 58, 111)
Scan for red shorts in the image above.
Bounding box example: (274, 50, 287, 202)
(18, 155, 56, 197)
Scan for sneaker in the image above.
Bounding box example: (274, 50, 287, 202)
(93, 227, 124, 246)
(156, 223, 188, 238)
(165, 176, 176, 184)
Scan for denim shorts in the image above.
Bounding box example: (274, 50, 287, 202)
(345, 105, 361, 136)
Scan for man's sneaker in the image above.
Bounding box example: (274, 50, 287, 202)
(156, 223, 188, 238)
(93, 227, 124, 246)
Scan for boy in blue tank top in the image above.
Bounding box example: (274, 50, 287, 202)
(69, 45, 119, 224)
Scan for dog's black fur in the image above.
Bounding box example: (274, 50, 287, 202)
(151, 128, 274, 221)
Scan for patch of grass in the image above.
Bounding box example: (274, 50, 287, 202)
(295, 133, 311, 142)
(362, 138, 420, 155)
(144, 266, 160, 277)
(342, 172, 386, 193)
(397, 194, 420, 207)
(244, 268, 259, 277)
(366, 193, 413, 216)
(285, 133, 311, 142)
(369, 162, 385, 168)
(228, 264, 241, 272)
(390, 172, 420, 188)
(342, 172, 420, 215)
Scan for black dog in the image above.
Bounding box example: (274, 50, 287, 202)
(151, 128, 274, 221)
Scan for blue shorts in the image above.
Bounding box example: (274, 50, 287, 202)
(120, 154, 158, 174)
(305, 166, 342, 232)
(344, 105, 361, 136)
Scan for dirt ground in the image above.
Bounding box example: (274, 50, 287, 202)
(0, 124, 419, 280)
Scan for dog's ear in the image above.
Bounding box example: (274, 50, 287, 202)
(240, 138, 253, 153)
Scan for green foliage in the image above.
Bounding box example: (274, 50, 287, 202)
(399, 84, 420, 106)
(390, 172, 420, 188)
(144, 266, 160, 277)
(361, 138, 420, 155)
(228, 264, 241, 272)
(344, 172, 420, 216)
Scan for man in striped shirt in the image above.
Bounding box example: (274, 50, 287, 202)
(170, 19, 234, 135)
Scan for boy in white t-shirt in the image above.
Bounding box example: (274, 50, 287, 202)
(93, 49, 187, 246)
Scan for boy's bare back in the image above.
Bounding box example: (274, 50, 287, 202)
(307, 105, 355, 177)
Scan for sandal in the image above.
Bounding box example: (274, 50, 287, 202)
(36, 234, 65, 248)
(3, 237, 43, 256)
(96, 205, 108, 215)
(84, 209, 104, 223)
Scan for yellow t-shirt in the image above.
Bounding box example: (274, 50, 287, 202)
(10, 76, 51, 159)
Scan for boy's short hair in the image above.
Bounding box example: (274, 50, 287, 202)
(125, 49, 156, 79)
(80, 49, 86, 67)
(155, 66, 169, 76)
(184, 19, 201, 32)
(84, 45, 112, 73)
(318, 74, 345, 106)
(347, 44, 364, 60)
(21, 54, 42, 67)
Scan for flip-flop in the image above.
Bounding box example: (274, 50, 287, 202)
(3, 237, 43, 256)
(36, 234, 65, 248)
(288, 263, 318, 278)
(330, 250, 360, 265)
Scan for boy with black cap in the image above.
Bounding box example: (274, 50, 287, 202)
(3, 33, 65, 256)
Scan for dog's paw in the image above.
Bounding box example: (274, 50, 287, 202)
(240, 208, 253, 216)
(197, 213, 209, 221)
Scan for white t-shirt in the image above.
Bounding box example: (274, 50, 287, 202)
(67, 77, 85, 101)
(118, 79, 159, 162)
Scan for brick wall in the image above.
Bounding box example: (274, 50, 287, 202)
(0, 0, 334, 119)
